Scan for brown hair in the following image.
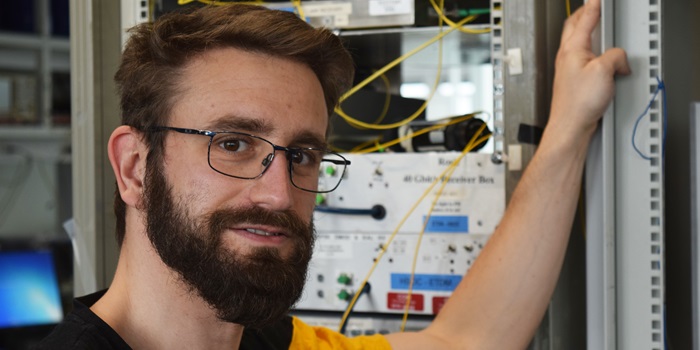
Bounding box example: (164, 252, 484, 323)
(113, 4, 354, 247)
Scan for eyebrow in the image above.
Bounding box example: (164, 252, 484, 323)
(204, 114, 328, 149)
(204, 115, 273, 135)
(289, 131, 328, 150)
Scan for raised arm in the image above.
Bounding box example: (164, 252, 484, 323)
(385, 0, 630, 348)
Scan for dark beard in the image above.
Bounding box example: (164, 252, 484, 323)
(142, 155, 314, 328)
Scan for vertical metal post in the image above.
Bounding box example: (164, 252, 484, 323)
(498, 0, 587, 348)
(69, 0, 122, 296)
(691, 102, 700, 350)
(585, 0, 617, 347)
(588, 0, 666, 349)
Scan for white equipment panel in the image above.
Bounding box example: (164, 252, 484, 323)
(297, 152, 505, 315)
(266, 0, 414, 30)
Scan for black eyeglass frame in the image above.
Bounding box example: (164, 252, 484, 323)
(148, 126, 350, 193)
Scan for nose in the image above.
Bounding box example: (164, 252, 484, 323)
(248, 151, 296, 211)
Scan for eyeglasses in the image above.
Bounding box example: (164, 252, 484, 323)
(149, 126, 350, 193)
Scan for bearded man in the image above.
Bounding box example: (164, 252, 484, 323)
(39, 0, 629, 348)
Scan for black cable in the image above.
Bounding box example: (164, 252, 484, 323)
(314, 204, 386, 220)
(338, 282, 371, 335)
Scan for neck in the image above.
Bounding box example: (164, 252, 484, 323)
(91, 223, 244, 349)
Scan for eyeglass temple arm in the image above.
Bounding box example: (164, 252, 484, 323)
(323, 158, 351, 165)
(150, 126, 214, 137)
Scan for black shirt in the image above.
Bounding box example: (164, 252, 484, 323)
(34, 291, 130, 349)
(35, 290, 293, 350)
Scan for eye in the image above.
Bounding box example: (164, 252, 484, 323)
(289, 150, 305, 164)
(289, 149, 316, 166)
(216, 135, 253, 153)
(222, 139, 244, 152)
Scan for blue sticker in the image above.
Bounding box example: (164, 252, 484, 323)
(390, 273, 462, 292)
(275, 7, 311, 23)
(424, 216, 469, 233)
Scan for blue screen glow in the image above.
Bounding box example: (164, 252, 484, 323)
(0, 251, 63, 328)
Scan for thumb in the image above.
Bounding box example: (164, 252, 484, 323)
(599, 48, 631, 76)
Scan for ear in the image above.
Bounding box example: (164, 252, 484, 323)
(108, 125, 148, 209)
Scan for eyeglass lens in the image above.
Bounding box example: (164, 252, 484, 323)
(207, 132, 346, 192)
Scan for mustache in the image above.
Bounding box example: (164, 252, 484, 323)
(206, 206, 314, 241)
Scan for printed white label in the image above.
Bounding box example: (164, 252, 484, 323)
(369, 0, 412, 16)
(303, 2, 353, 17)
(334, 15, 350, 27)
(315, 241, 353, 259)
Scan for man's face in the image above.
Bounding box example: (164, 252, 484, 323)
(141, 48, 328, 327)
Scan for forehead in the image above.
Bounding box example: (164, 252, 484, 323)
(169, 47, 329, 143)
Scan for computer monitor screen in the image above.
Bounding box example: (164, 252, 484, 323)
(0, 250, 63, 328)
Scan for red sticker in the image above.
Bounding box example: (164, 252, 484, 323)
(432, 296, 449, 315)
(387, 292, 424, 311)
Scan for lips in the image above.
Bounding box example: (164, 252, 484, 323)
(245, 228, 283, 237)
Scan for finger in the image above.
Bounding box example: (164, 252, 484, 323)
(569, 0, 601, 48)
(560, 4, 585, 44)
(599, 47, 631, 76)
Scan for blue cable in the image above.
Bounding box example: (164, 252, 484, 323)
(631, 77, 667, 160)
(630, 78, 668, 349)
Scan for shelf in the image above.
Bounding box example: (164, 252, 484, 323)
(335, 24, 490, 37)
(0, 125, 71, 142)
(0, 26, 72, 132)
(0, 32, 69, 52)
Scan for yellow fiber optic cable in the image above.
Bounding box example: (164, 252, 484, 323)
(344, 72, 394, 131)
(335, 19, 454, 131)
(372, 73, 393, 125)
(428, 0, 491, 34)
(349, 137, 382, 153)
(178, 0, 263, 6)
(335, 15, 477, 130)
(351, 112, 482, 154)
(350, 114, 467, 153)
(338, 15, 477, 102)
(400, 162, 459, 330)
(336, 166, 445, 333)
(465, 122, 489, 152)
(337, 131, 491, 333)
(292, 0, 306, 21)
(399, 122, 489, 331)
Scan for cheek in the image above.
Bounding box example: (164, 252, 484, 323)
(163, 145, 230, 200)
(295, 192, 317, 220)
(163, 164, 221, 215)
(163, 136, 213, 178)
(188, 177, 239, 212)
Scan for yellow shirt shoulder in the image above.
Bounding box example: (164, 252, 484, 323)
(289, 316, 392, 350)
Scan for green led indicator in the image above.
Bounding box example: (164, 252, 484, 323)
(325, 166, 336, 176)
